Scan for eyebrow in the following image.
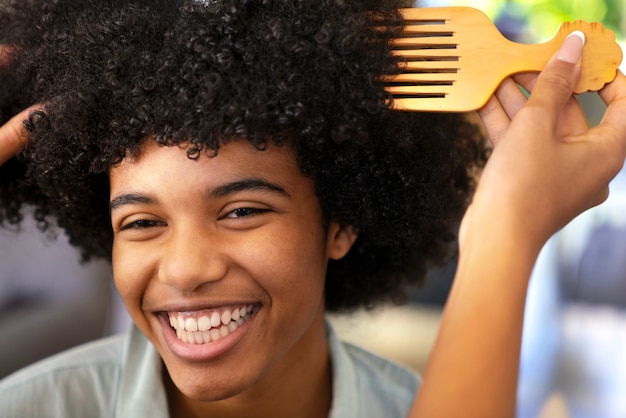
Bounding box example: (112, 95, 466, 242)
(208, 178, 290, 199)
(109, 193, 157, 212)
(109, 178, 289, 212)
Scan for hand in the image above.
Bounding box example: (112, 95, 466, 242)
(470, 31, 626, 251)
(409, 32, 626, 418)
(0, 44, 35, 166)
(0, 107, 33, 166)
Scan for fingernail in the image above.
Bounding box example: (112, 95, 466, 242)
(557, 31, 585, 63)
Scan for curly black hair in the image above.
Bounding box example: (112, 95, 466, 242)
(0, 0, 486, 312)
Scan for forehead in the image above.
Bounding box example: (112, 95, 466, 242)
(109, 139, 305, 195)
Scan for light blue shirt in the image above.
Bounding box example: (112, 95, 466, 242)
(0, 322, 419, 417)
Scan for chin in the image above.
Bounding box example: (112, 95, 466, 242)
(168, 364, 258, 403)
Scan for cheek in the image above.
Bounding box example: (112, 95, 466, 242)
(243, 224, 329, 302)
(112, 243, 150, 319)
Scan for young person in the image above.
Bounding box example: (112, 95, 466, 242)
(0, 1, 485, 417)
(2, 1, 626, 417)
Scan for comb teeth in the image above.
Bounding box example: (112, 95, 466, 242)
(386, 19, 459, 101)
(382, 7, 623, 111)
(393, 18, 457, 49)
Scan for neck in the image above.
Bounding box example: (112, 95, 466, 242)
(166, 311, 332, 418)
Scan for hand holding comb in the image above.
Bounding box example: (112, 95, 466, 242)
(384, 7, 623, 112)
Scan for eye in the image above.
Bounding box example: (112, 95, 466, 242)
(224, 207, 270, 219)
(119, 219, 166, 231)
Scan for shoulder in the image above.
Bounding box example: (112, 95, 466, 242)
(0, 333, 127, 418)
(327, 323, 420, 418)
(344, 341, 420, 400)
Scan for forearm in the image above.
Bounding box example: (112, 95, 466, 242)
(410, 208, 544, 418)
(407, 27, 626, 418)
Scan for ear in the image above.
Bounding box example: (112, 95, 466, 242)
(326, 222, 358, 260)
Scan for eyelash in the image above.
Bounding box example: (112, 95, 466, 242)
(118, 207, 269, 231)
(224, 207, 270, 218)
(119, 219, 164, 231)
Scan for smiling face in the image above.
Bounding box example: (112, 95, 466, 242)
(109, 139, 356, 412)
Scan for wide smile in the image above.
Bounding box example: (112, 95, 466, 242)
(168, 304, 256, 345)
(156, 303, 261, 361)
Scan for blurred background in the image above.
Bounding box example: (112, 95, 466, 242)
(2, 2, 626, 418)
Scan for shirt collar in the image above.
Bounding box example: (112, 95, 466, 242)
(115, 325, 169, 418)
(327, 321, 359, 418)
(114, 321, 359, 418)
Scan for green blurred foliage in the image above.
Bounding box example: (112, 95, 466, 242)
(508, 0, 624, 40)
(448, 0, 624, 40)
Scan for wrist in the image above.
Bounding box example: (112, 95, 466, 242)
(457, 202, 546, 287)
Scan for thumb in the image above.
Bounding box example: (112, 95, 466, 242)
(526, 31, 585, 116)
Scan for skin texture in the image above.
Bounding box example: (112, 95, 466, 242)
(109, 139, 356, 417)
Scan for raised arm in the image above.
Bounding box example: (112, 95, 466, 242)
(410, 32, 626, 417)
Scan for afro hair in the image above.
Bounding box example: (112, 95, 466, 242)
(0, 0, 486, 312)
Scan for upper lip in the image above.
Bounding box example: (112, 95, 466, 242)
(148, 300, 261, 314)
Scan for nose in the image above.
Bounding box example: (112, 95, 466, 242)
(157, 225, 228, 292)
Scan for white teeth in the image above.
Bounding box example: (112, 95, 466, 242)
(185, 318, 198, 332)
(220, 325, 229, 337)
(232, 308, 240, 321)
(198, 316, 211, 332)
(210, 311, 221, 328)
(168, 305, 255, 345)
(221, 310, 231, 325)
